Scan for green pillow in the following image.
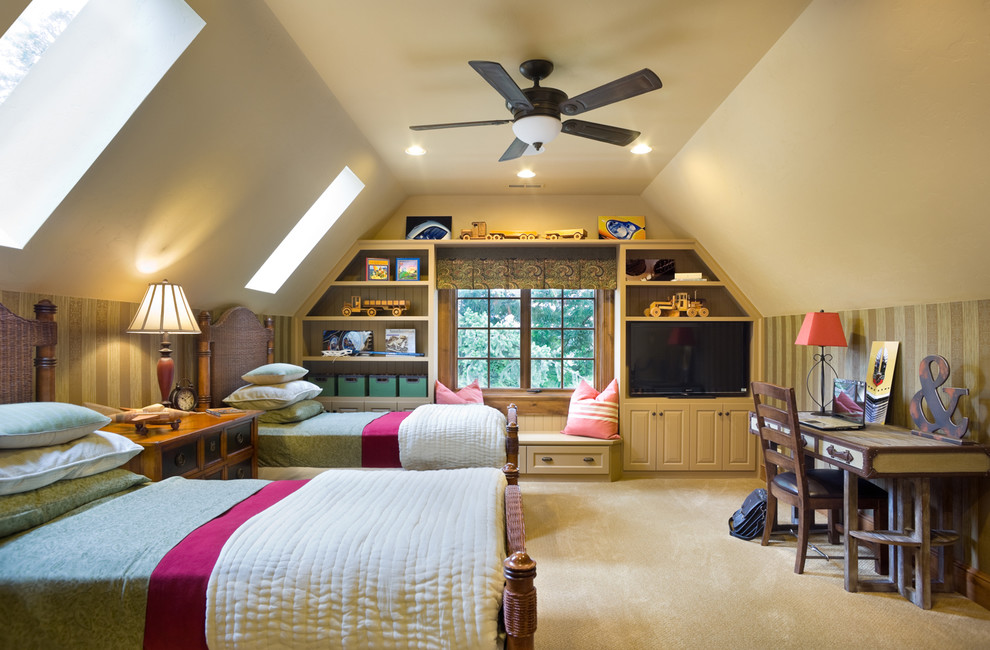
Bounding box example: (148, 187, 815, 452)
(241, 363, 308, 386)
(0, 402, 112, 449)
(259, 399, 324, 424)
(0, 469, 149, 538)
(223, 380, 322, 410)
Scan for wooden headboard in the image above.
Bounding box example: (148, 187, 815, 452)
(0, 299, 57, 404)
(196, 306, 274, 410)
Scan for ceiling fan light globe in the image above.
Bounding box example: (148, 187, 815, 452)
(512, 115, 561, 146)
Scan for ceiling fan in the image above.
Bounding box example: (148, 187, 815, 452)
(409, 59, 662, 162)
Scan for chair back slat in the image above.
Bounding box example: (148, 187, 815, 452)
(751, 381, 807, 493)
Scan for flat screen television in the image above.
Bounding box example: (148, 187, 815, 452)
(626, 320, 752, 397)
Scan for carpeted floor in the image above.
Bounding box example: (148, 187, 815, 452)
(520, 476, 990, 649)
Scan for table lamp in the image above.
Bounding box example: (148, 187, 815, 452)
(127, 279, 201, 405)
(794, 310, 847, 414)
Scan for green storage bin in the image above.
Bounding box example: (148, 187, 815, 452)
(368, 374, 397, 397)
(311, 374, 336, 396)
(398, 375, 428, 398)
(337, 374, 367, 397)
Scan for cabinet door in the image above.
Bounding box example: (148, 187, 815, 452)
(689, 403, 722, 470)
(657, 404, 689, 470)
(621, 403, 656, 471)
(723, 406, 757, 470)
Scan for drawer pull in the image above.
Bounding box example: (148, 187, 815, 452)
(541, 456, 554, 463)
(235, 432, 246, 445)
(174, 453, 187, 468)
(235, 467, 247, 479)
(583, 457, 594, 463)
(826, 445, 853, 463)
(208, 440, 217, 453)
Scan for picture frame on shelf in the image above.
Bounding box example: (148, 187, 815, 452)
(598, 216, 646, 240)
(366, 257, 390, 281)
(396, 258, 420, 281)
(405, 216, 452, 240)
(385, 328, 416, 356)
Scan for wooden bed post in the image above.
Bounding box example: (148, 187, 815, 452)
(503, 483, 536, 649)
(33, 300, 57, 402)
(503, 403, 520, 485)
(196, 310, 213, 411)
(264, 316, 274, 364)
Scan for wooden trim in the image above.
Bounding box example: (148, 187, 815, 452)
(955, 560, 990, 610)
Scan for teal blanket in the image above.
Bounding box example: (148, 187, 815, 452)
(257, 411, 384, 467)
(0, 477, 267, 650)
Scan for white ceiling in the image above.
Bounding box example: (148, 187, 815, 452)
(264, 0, 812, 196)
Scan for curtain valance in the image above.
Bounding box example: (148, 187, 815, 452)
(436, 249, 616, 290)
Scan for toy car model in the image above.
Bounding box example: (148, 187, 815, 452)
(544, 229, 588, 239)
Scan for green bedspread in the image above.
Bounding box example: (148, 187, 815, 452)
(257, 411, 384, 467)
(0, 477, 267, 650)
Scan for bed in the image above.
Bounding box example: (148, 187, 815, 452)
(0, 299, 537, 649)
(196, 306, 519, 476)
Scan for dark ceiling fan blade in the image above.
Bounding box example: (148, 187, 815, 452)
(559, 69, 662, 116)
(469, 61, 534, 112)
(498, 138, 530, 162)
(561, 120, 641, 146)
(410, 119, 512, 131)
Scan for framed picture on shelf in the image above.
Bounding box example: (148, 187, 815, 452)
(396, 258, 420, 281)
(366, 257, 390, 281)
(598, 216, 646, 240)
(405, 216, 452, 240)
(385, 328, 416, 356)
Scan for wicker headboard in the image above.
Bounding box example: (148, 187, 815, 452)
(196, 306, 274, 410)
(0, 299, 57, 404)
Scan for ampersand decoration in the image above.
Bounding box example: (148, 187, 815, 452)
(909, 354, 970, 445)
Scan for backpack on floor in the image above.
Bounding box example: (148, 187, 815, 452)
(728, 488, 767, 540)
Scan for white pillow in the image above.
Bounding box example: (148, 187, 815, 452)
(241, 363, 308, 386)
(0, 402, 112, 449)
(222, 380, 321, 410)
(0, 431, 143, 496)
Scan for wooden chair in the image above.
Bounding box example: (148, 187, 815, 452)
(752, 381, 888, 574)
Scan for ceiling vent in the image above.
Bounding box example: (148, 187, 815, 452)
(506, 183, 544, 190)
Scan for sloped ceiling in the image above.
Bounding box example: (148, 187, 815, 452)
(2, 0, 987, 319)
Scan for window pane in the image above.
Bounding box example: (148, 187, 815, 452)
(489, 298, 520, 327)
(489, 359, 520, 388)
(531, 359, 562, 388)
(458, 289, 488, 298)
(458, 359, 489, 388)
(564, 289, 595, 298)
(457, 298, 488, 327)
(531, 299, 561, 327)
(531, 328, 562, 358)
(563, 359, 594, 387)
(563, 298, 595, 328)
(531, 289, 561, 298)
(490, 328, 520, 358)
(457, 328, 489, 358)
(563, 329, 594, 358)
(489, 289, 521, 298)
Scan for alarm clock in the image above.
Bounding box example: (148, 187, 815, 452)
(169, 378, 198, 411)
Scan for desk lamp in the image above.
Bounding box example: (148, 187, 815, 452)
(127, 279, 200, 405)
(794, 310, 846, 414)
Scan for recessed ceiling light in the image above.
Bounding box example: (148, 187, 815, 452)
(405, 145, 426, 156)
(631, 144, 653, 155)
(516, 169, 536, 178)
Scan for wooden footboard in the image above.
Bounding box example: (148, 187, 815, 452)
(502, 402, 536, 649)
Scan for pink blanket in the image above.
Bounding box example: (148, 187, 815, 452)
(361, 410, 412, 467)
(143, 480, 307, 649)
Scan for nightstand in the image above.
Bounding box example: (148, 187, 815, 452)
(106, 410, 261, 481)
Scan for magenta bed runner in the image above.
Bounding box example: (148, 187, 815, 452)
(361, 410, 412, 467)
(143, 480, 307, 649)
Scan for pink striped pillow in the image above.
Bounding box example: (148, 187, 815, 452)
(561, 379, 620, 439)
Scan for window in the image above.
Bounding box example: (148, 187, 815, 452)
(0, 0, 204, 249)
(454, 288, 597, 389)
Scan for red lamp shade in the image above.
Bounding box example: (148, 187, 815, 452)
(794, 311, 847, 348)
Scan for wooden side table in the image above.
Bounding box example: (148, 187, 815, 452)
(106, 410, 262, 481)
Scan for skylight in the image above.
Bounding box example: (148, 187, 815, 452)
(246, 167, 365, 294)
(0, 0, 204, 249)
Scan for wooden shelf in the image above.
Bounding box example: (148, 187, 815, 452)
(849, 529, 959, 547)
(303, 355, 429, 363)
(303, 315, 430, 322)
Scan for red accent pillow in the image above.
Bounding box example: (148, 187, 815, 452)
(435, 379, 484, 405)
(561, 379, 620, 439)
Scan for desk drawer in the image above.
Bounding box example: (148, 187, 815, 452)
(818, 440, 866, 471)
(162, 441, 198, 478)
(226, 422, 252, 454)
(525, 445, 609, 475)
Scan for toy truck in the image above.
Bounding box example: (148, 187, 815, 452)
(644, 292, 709, 318)
(342, 296, 410, 317)
(488, 230, 539, 240)
(544, 228, 588, 240)
(460, 221, 490, 239)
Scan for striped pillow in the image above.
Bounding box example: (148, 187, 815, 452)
(561, 379, 620, 439)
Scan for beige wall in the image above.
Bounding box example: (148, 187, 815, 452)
(763, 299, 990, 582)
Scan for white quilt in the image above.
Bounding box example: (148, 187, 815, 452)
(206, 467, 507, 650)
(399, 404, 507, 470)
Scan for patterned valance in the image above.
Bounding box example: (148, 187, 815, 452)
(436, 249, 617, 290)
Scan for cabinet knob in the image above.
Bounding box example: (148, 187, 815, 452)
(174, 453, 187, 468)
(657, 411, 663, 416)
(583, 457, 595, 463)
(718, 411, 724, 416)
(541, 456, 554, 463)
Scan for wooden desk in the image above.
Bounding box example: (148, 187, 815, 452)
(796, 422, 990, 609)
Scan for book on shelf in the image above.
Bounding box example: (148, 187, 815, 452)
(673, 272, 706, 281)
(385, 328, 416, 356)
